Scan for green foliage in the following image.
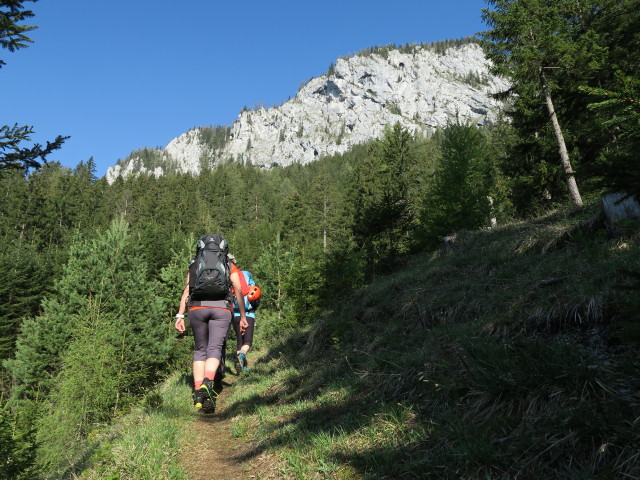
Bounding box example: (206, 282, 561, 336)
(0, 399, 37, 479)
(197, 125, 230, 151)
(64, 372, 194, 479)
(5, 218, 173, 401)
(1, 1, 68, 172)
(281, 190, 308, 244)
(3, 17, 640, 477)
(0, 240, 49, 371)
(349, 123, 416, 279)
(580, 72, 640, 199)
(387, 102, 401, 115)
(459, 70, 491, 88)
(348, 37, 479, 61)
(226, 199, 640, 479)
(479, 0, 640, 212)
(480, 0, 604, 206)
(480, 0, 606, 87)
(318, 237, 366, 303)
(327, 62, 335, 76)
(253, 236, 296, 333)
(4, 218, 180, 476)
(283, 261, 323, 326)
(420, 121, 496, 246)
(35, 302, 129, 476)
(0, 124, 68, 173)
(158, 235, 195, 316)
(0, 0, 37, 64)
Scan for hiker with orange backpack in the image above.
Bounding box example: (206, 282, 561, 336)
(228, 255, 261, 373)
(174, 234, 248, 413)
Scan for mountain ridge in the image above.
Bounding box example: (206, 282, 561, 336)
(106, 39, 510, 183)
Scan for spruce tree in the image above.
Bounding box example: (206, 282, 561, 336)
(1, 0, 68, 172)
(5, 218, 173, 401)
(479, 0, 601, 206)
(254, 236, 296, 331)
(0, 399, 36, 480)
(420, 122, 495, 247)
(581, 72, 640, 199)
(34, 301, 126, 476)
(0, 240, 48, 383)
(350, 123, 416, 278)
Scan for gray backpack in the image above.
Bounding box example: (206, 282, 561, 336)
(189, 234, 231, 302)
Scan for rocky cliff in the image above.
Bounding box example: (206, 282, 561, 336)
(106, 41, 509, 183)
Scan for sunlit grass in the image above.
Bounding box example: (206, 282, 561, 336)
(217, 199, 640, 479)
(75, 200, 640, 479)
(79, 372, 193, 480)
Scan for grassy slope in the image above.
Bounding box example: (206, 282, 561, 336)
(76, 372, 193, 480)
(78, 199, 640, 479)
(221, 199, 640, 479)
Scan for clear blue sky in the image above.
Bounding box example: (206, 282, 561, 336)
(3, 0, 488, 178)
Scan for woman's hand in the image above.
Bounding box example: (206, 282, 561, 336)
(240, 315, 248, 335)
(175, 317, 186, 333)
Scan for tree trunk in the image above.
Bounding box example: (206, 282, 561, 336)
(540, 70, 583, 206)
(323, 195, 327, 251)
(487, 196, 497, 228)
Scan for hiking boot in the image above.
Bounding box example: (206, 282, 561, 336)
(199, 378, 218, 414)
(235, 354, 242, 374)
(238, 353, 249, 371)
(193, 388, 205, 409)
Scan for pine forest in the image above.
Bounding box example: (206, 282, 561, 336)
(2, 0, 640, 478)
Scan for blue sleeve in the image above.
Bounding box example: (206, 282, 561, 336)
(243, 270, 255, 286)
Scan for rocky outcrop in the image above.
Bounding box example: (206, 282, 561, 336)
(106, 41, 509, 183)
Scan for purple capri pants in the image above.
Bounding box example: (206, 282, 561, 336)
(189, 307, 232, 362)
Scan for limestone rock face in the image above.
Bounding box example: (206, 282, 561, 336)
(105, 148, 167, 183)
(106, 42, 509, 183)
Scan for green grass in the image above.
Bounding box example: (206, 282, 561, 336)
(71, 199, 640, 479)
(78, 371, 194, 480)
(217, 199, 640, 479)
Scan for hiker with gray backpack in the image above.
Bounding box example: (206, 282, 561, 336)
(174, 234, 248, 413)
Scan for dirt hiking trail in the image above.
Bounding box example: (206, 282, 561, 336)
(179, 371, 278, 480)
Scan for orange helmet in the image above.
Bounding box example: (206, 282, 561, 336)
(247, 285, 261, 301)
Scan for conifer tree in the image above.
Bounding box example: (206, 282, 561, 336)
(420, 122, 495, 246)
(254, 236, 296, 331)
(20, 162, 77, 249)
(35, 301, 127, 476)
(303, 155, 353, 255)
(5, 218, 173, 400)
(1, 0, 68, 172)
(350, 123, 415, 278)
(581, 72, 640, 199)
(0, 240, 48, 375)
(0, 399, 36, 479)
(283, 261, 322, 326)
(0, 169, 27, 238)
(281, 190, 309, 245)
(479, 0, 601, 206)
